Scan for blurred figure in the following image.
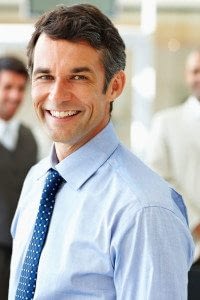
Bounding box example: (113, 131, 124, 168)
(0, 56, 37, 299)
(146, 50, 200, 299)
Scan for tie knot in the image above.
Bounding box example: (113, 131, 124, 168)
(43, 168, 65, 198)
(47, 168, 64, 181)
(46, 168, 65, 184)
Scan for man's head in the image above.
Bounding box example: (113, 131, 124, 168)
(0, 56, 28, 121)
(29, 4, 126, 160)
(185, 50, 200, 100)
(27, 4, 126, 96)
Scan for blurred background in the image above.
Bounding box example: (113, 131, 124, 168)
(0, 0, 199, 158)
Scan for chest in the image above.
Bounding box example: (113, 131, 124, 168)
(13, 181, 117, 298)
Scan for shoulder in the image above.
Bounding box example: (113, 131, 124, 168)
(18, 123, 37, 144)
(19, 123, 34, 134)
(152, 103, 185, 125)
(149, 103, 187, 140)
(26, 156, 49, 179)
(106, 144, 187, 224)
(19, 157, 49, 195)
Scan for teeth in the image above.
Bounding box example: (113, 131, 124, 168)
(50, 110, 78, 118)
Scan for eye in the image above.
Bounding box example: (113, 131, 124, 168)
(5, 84, 12, 90)
(72, 75, 87, 80)
(35, 75, 54, 81)
(42, 75, 53, 80)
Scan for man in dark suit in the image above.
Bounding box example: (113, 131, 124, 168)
(0, 56, 38, 299)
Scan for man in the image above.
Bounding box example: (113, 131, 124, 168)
(146, 50, 200, 259)
(146, 50, 200, 299)
(9, 5, 194, 300)
(0, 56, 37, 299)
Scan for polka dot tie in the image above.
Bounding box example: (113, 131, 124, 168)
(15, 168, 65, 300)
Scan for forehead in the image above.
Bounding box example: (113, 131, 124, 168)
(0, 70, 26, 84)
(186, 53, 200, 71)
(33, 33, 103, 71)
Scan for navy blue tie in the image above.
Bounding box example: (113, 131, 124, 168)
(15, 168, 64, 300)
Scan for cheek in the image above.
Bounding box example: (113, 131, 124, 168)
(2, 90, 9, 100)
(31, 86, 38, 102)
(18, 91, 25, 101)
(31, 92, 43, 120)
(32, 86, 44, 107)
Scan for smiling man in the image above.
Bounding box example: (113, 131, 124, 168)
(9, 4, 194, 300)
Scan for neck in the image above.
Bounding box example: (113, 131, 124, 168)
(55, 121, 109, 162)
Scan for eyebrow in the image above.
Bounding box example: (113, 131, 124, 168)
(70, 67, 93, 74)
(33, 68, 50, 77)
(33, 66, 93, 77)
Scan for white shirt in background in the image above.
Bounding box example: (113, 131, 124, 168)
(0, 118, 20, 151)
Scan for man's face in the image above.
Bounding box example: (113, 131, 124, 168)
(32, 34, 124, 157)
(0, 70, 27, 121)
(185, 53, 200, 100)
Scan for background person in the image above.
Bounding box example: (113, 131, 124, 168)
(146, 50, 200, 299)
(0, 56, 38, 299)
(146, 50, 200, 261)
(9, 5, 194, 300)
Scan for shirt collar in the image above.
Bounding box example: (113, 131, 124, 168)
(0, 118, 18, 137)
(36, 122, 119, 190)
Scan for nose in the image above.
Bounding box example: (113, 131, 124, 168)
(9, 88, 24, 104)
(48, 79, 72, 103)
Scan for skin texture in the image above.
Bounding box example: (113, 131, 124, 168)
(0, 70, 27, 121)
(185, 51, 200, 101)
(31, 33, 125, 161)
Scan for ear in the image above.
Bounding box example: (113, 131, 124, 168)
(107, 70, 126, 102)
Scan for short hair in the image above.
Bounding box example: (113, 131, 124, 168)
(0, 56, 28, 79)
(27, 4, 126, 94)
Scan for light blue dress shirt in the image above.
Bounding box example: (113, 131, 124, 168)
(9, 122, 194, 300)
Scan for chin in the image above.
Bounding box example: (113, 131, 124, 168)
(48, 133, 71, 144)
(48, 134, 64, 143)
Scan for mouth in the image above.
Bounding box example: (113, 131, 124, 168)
(48, 110, 80, 119)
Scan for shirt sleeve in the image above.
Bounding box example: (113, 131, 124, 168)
(111, 206, 194, 300)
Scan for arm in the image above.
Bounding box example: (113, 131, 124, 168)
(112, 206, 194, 300)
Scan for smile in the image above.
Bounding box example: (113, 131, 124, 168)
(49, 110, 80, 118)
